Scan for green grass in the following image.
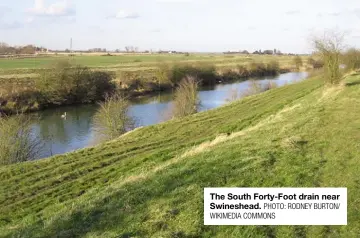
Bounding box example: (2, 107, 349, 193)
(2, 72, 359, 237)
(0, 54, 210, 69)
(0, 54, 304, 70)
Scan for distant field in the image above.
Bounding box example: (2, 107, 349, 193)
(0, 54, 211, 69)
(0, 54, 303, 69)
(0, 54, 308, 83)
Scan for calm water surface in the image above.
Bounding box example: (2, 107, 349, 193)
(31, 72, 308, 159)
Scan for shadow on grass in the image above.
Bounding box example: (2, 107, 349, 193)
(6, 164, 214, 237)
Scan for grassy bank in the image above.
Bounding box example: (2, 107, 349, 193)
(1, 71, 360, 237)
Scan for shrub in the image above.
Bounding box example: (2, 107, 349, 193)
(247, 62, 279, 76)
(312, 31, 344, 84)
(226, 88, 240, 102)
(93, 93, 135, 141)
(0, 114, 42, 165)
(342, 48, 360, 71)
(266, 60, 280, 75)
(241, 80, 276, 98)
(35, 61, 115, 105)
(171, 76, 200, 118)
(155, 64, 173, 89)
(293, 56, 303, 70)
(241, 80, 264, 97)
(221, 69, 243, 82)
(169, 64, 217, 86)
(307, 57, 324, 69)
(236, 65, 250, 77)
(248, 62, 267, 76)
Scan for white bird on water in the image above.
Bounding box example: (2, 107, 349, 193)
(61, 112, 67, 119)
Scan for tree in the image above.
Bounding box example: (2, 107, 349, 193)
(20, 45, 36, 54)
(342, 48, 360, 71)
(0, 42, 11, 54)
(171, 76, 200, 118)
(312, 30, 344, 84)
(263, 50, 274, 55)
(0, 114, 42, 165)
(93, 93, 135, 141)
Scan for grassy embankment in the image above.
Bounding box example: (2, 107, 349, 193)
(0, 54, 310, 114)
(1, 71, 359, 237)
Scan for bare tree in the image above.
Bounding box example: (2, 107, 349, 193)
(311, 30, 345, 84)
(0, 114, 42, 165)
(171, 76, 200, 118)
(93, 93, 136, 141)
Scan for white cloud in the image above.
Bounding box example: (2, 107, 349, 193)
(27, 0, 75, 16)
(113, 10, 139, 19)
(354, 9, 360, 19)
(150, 28, 161, 33)
(285, 10, 301, 15)
(25, 17, 34, 23)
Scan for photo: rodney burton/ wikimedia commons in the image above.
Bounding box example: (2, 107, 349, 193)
(0, 0, 359, 237)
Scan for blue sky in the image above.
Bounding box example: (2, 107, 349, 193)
(0, 0, 359, 53)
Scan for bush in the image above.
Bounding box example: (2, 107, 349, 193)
(248, 62, 279, 76)
(307, 57, 324, 69)
(236, 65, 250, 77)
(226, 88, 240, 102)
(241, 80, 277, 98)
(312, 31, 344, 84)
(168, 64, 217, 86)
(93, 93, 135, 141)
(293, 56, 303, 70)
(342, 48, 360, 71)
(0, 114, 42, 165)
(241, 80, 264, 97)
(35, 61, 115, 105)
(266, 60, 280, 75)
(155, 64, 173, 89)
(248, 62, 266, 76)
(171, 76, 200, 118)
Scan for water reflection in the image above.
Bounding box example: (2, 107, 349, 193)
(31, 72, 308, 159)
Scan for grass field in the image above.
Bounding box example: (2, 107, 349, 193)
(1, 71, 359, 237)
(0, 54, 301, 69)
(0, 54, 210, 69)
(0, 54, 307, 79)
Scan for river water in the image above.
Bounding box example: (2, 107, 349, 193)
(30, 72, 308, 159)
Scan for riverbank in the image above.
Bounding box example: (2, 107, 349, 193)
(0, 61, 294, 115)
(27, 72, 308, 159)
(2, 72, 360, 236)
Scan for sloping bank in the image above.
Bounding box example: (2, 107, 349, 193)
(2, 73, 359, 237)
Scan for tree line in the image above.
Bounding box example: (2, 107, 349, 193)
(0, 42, 47, 55)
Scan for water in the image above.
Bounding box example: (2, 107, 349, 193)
(30, 72, 308, 159)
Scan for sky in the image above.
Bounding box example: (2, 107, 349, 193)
(0, 0, 359, 53)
